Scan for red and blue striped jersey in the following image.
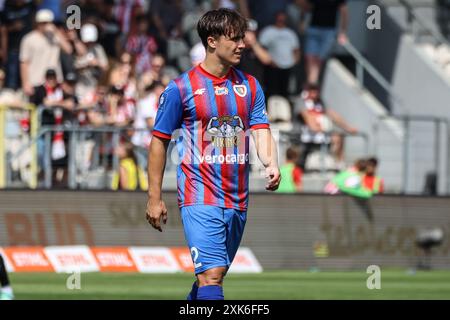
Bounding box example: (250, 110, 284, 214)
(153, 65, 270, 211)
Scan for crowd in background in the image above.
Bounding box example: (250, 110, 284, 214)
(0, 0, 374, 192)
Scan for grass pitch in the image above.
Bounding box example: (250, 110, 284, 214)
(9, 270, 450, 300)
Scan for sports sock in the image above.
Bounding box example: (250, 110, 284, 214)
(0, 255, 10, 287)
(197, 285, 224, 300)
(186, 281, 198, 300)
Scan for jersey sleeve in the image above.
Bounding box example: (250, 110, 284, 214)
(152, 80, 183, 139)
(249, 79, 270, 130)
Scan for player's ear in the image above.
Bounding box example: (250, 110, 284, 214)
(207, 36, 217, 49)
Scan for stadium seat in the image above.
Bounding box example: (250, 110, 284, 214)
(267, 95, 293, 132)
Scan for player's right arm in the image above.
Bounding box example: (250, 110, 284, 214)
(147, 136, 170, 232)
(146, 81, 183, 232)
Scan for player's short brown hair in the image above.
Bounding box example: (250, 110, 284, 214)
(197, 8, 247, 48)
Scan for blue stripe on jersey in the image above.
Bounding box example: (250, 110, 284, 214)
(175, 77, 186, 205)
(182, 72, 204, 204)
(205, 78, 225, 208)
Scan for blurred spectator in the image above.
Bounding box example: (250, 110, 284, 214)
(150, 54, 178, 86)
(19, 9, 72, 96)
(37, 0, 63, 22)
(113, 141, 139, 191)
(74, 23, 108, 99)
(98, 0, 122, 58)
(109, 52, 137, 94)
(189, 42, 206, 67)
(247, 0, 291, 30)
(1, 67, 30, 185)
(88, 85, 134, 128)
(0, 68, 26, 107)
(296, 83, 357, 171)
(31, 69, 76, 119)
(131, 81, 164, 151)
(437, 0, 450, 41)
(259, 11, 300, 98)
(276, 147, 303, 193)
(362, 157, 384, 194)
(0, 0, 37, 90)
(212, 0, 250, 18)
(149, 0, 183, 46)
(114, 0, 145, 38)
(31, 69, 77, 186)
(299, 0, 348, 84)
(132, 81, 164, 176)
(237, 20, 272, 85)
(58, 24, 78, 76)
(324, 158, 372, 199)
(125, 14, 158, 77)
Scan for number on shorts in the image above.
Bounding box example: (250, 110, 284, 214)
(190, 247, 202, 268)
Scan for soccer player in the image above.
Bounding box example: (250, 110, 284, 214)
(0, 254, 14, 300)
(146, 8, 281, 300)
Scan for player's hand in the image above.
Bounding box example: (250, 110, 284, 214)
(265, 166, 281, 191)
(146, 198, 168, 232)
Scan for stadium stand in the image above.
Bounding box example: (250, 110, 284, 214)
(0, 0, 448, 194)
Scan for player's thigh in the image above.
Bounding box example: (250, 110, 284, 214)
(180, 205, 227, 274)
(224, 209, 247, 264)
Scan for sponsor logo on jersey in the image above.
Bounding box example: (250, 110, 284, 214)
(194, 88, 206, 96)
(214, 86, 228, 96)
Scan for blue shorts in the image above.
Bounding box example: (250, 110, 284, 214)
(180, 205, 247, 275)
(305, 26, 337, 59)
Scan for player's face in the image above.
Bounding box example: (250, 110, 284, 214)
(214, 33, 246, 66)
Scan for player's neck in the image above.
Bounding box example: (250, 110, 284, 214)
(200, 56, 231, 79)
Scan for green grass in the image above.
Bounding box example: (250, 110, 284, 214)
(9, 270, 450, 300)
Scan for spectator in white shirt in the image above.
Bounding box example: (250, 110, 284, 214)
(258, 11, 300, 98)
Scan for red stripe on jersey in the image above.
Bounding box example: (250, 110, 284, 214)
(152, 130, 171, 140)
(246, 73, 257, 110)
(213, 82, 234, 208)
(188, 69, 215, 205)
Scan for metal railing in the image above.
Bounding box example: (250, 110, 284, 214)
(399, 0, 450, 47)
(375, 114, 450, 194)
(341, 41, 406, 114)
(279, 128, 370, 174)
(4, 122, 369, 190)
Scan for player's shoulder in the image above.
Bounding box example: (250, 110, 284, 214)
(168, 66, 199, 89)
(231, 67, 258, 85)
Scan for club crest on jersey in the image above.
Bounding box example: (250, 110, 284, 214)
(214, 86, 228, 96)
(206, 115, 244, 148)
(233, 85, 247, 97)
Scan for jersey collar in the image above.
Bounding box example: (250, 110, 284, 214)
(196, 64, 233, 82)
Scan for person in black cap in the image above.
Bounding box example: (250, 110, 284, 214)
(31, 68, 77, 187)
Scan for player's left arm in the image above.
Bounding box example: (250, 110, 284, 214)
(249, 78, 281, 191)
(252, 128, 281, 191)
